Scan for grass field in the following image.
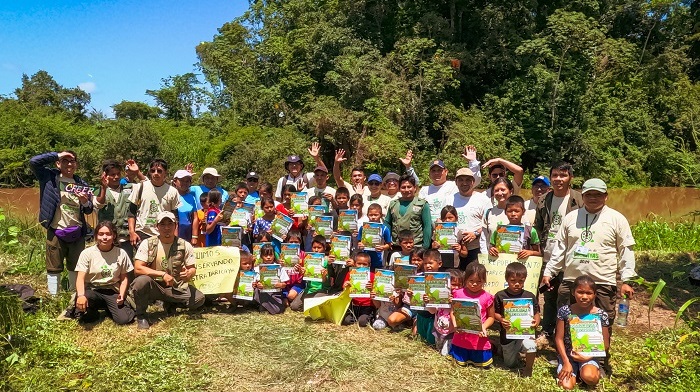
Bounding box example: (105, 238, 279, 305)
(1, 211, 700, 391)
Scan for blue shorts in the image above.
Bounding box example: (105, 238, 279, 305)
(400, 304, 414, 319)
(449, 345, 493, 367)
(557, 357, 600, 378)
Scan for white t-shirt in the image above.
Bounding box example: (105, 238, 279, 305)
(75, 245, 133, 292)
(275, 173, 317, 199)
(551, 206, 636, 285)
(129, 181, 181, 237)
(482, 206, 508, 253)
(305, 186, 336, 211)
(134, 238, 196, 272)
(419, 181, 459, 223)
(363, 193, 392, 216)
(450, 192, 492, 250)
(254, 264, 290, 283)
(523, 199, 537, 227)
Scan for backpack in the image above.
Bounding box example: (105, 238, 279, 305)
(0, 284, 41, 314)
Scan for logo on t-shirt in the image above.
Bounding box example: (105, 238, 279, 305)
(100, 264, 113, 278)
(552, 211, 562, 226)
(581, 230, 593, 243)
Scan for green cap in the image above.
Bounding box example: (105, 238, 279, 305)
(582, 178, 607, 194)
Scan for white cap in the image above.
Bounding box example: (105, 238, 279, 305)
(201, 168, 220, 177)
(173, 170, 194, 179)
(156, 211, 176, 223)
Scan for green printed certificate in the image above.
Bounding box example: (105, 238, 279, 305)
(348, 267, 371, 298)
(338, 209, 358, 232)
(303, 252, 327, 282)
(291, 192, 308, 216)
(408, 275, 426, 310)
(453, 298, 483, 334)
(503, 298, 535, 339)
(569, 313, 606, 357)
(394, 263, 417, 290)
(233, 270, 255, 300)
(434, 222, 458, 254)
(373, 269, 394, 302)
(259, 264, 282, 293)
(424, 272, 451, 308)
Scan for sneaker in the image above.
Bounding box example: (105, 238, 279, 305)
(372, 318, 388, 330)
(136, 317, 150, 330)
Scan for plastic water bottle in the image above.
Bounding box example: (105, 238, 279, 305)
(616, 296, 629, 327)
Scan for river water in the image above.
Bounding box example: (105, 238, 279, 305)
(1, 187, 699, 224)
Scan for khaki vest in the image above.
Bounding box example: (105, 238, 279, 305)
(146, 236, 189, 292)
(389, 197, 428, 247)
(97, 184, 133, 239)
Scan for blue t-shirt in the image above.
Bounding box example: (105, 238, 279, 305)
(193, 185, 229, 209)
(244, 192, 260, 204)
(356, 223, 393, 270)
(177, 192, 197, 240)
(205, 209, 222, 247)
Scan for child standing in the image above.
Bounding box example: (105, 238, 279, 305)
(253, 244, 289, 314)
(431, 206, 468, 270)
(494, 262, 540, 377)
(252, 197, 276, 242)
(205, 190, 223, 246)
(450, 262, 495, 368)
(284, 231, 306, 305)
(388, 230, 415, 266)
(555, 275, 609, 390)
(356, 203, 392, 270)
(417, 249, 444, 345)
(429, 269, 462, 355)
(488, 196, 541, 259)
(191, 192, 208, 247)
(342, 252, 376, 326)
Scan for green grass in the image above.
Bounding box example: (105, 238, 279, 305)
(632, 218, 700, 252)
(2, 210, 700, 391)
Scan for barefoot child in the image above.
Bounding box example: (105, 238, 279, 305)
(494, 262, 540, 376)
(555, 275, 610, 390)
(450, 262, 495, 368)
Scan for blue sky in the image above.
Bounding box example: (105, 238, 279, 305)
(0, 0, 247, 116)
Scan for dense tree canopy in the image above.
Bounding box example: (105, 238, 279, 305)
(1, 0, 698, 188)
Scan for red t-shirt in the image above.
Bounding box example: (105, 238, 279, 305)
(343, 271, 375, 307)
(275, 204, 301, 230)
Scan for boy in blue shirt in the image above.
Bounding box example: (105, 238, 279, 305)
(356, 203, 392, 270)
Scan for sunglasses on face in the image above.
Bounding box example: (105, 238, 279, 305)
(60, 159, 77, 164)
(490, 172, 505, 178)
(247, 178, 259, 182)
(150, 168, 164, 174)
(368, 181, 381, 186)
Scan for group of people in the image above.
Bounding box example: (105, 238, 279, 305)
(30, 143, 637, 389)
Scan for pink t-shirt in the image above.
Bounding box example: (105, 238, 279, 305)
(451, 288, 493, 350)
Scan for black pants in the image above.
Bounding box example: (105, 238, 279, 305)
(342, 304, 375, 326)
(458, 248, 480, 270)
(78, 288, 135, 325)
(541, 272, 563, 336)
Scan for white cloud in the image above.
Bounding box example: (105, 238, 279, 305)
(78, 82, 96, 93)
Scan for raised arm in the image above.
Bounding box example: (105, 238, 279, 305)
(399, 150, 420, 185)
(462, 145, 482, 188)
(29, 152, 60, 183)
(308, 142, 327, 172)
(483, 157, 523, 188)
(333, 149, 350, 188)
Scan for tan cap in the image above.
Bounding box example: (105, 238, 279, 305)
(156, 211, 176, 223)
(201, 167, 220, 177)
(455, 168, 475, 178)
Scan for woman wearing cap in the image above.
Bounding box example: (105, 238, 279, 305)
(274, 142, 327, 201)
(172, 170, 197, 241)
(363, 173, 392, 216)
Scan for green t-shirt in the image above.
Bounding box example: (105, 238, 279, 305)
(489, 225, 540, 252)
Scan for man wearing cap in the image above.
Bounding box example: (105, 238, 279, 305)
(334, 149, 420, 197)
(449, 167, 492, 268)
(244, 172, 261, 204)
(524, 176, 551, 225)
(364, 174, 392, 216)
(534, 161, 584, 339)
(131, 211, 204, 330)
(30, 150, 94, 295)
(305, 165, 336, 210)
(418, 145, 482, 223)
(274, 142, 326, 200)
(542, 178, 636, 326)
(128, 158, 181, 247)
(192, 167, 229, 209)
(172, 170, 197, 242)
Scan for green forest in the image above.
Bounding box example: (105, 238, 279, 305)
(1, 0, 699, 189)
